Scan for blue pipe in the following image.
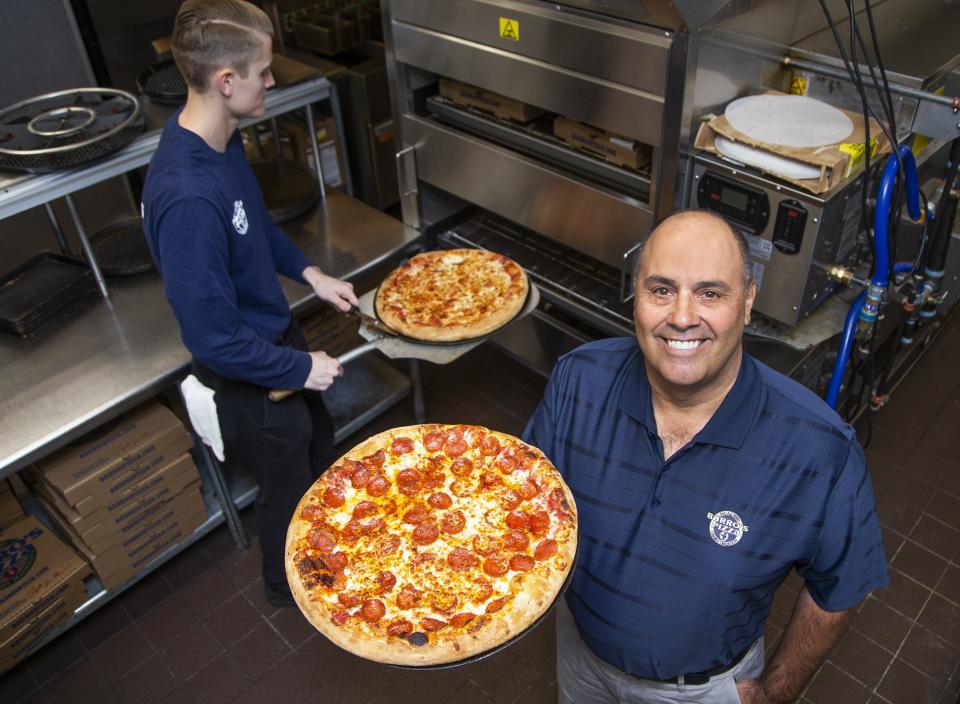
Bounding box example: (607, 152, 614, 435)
(893, 261, 913, 274)
(826, 290, 867, 409)
(872, 146, 922, 289)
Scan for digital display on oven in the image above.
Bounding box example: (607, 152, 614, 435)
(720, 186, 749, 212)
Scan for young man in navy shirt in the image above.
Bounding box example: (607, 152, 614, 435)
(142, 0, 359, 607)
(524, 210, 889, 702)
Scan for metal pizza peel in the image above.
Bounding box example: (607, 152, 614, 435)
(269, 283, 540, 401)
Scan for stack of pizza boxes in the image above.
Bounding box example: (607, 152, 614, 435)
(24, 401, 207, 590)
(0, 479, 26, 530)
(0, 515, 90, 671)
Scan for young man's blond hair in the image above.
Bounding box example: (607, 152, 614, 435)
(172, 0, 274, 91)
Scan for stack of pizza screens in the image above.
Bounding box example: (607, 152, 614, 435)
(372, 249, 531, 344)
(285, 424, 578, 667)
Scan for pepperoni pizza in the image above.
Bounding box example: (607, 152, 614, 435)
(285, 424, 577, 666)
(374, 249, 529, 342)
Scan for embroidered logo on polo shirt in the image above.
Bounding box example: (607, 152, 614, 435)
(232, 200, 248, 235)
(707, 510, 749, 546)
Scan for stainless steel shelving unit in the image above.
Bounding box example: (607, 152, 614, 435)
(0, 76, 420, 664)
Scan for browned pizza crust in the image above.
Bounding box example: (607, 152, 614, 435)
(374, 250, 529, 342)
(285, 424, 577, 666)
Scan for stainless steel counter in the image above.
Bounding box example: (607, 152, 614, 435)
(0, 191, 420, 478)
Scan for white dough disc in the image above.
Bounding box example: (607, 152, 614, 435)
(724, 94, 853, 148)
(715, 136, 822, 180)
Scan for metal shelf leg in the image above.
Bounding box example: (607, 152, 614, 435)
(408, 359, 425, 422)
(193, 436, 249, 550)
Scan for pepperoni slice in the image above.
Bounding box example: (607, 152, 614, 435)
(390, 437, 414, 455)
(472, 535, 503, 556)
(352, 500, 378, 519)
(447, 547, 479, 571)
(480, 435, 501, 457)
(363, 449, 386, 467)
(450, 457, 474, 476)
(412, 522, 440, 545)
(377, 570, 397, 593)
(396, 468, 422, 496)
(483, 556, 509, 577)
(338, 592, 363, 608)
(549, 487, 572, 515)
(340, 520, 363, 543)
(322, 486, 345, 508)
(307, 527, 336, 553)
(486, 597, 508, 613)
(499, 490, 522, 511)
(424, 432, 444, 452)
(421, 617, 446, 632)
(422, 470, 445, 489)
(480, 472, 502, 489)
(529, 510, 550, 537)
(504, 529, 529, 551)
(366, 474, 390, 497)
(299, 504, 325, 521)
(361, 599, 385, 622)
(496, 453, 519, 474)
(387, 619, 414, 637)
(428, 492, 453, 509)
(325, 552, 348, 572)
(444, 426, 464, 445)
(396, 585, 422, 609)
(412, 551, 436, 566)
(518, 480, 539, 501)
(362, 517, 386, 535)
(441, 510, 466, 534)
(350, 466, 370, 489)
(445, 438, 469, 457)
(450, 612, 477, 628)
(332, 610, 351, 626)
(534, 539, 559, 561)
(403, 505, 428, 525)
(505, 511, 529, 530)
(510, 554, 535, 572)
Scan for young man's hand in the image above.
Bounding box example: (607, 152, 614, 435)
(304, 351, 343, 391)
(303, 266, 359, 312)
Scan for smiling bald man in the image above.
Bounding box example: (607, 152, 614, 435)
(523, 210, 889, 704)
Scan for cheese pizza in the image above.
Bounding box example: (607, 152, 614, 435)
(374, 249, 529, 342)
(285, 424, 577, 666)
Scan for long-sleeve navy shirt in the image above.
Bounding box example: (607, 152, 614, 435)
(142, 111, 312, 388)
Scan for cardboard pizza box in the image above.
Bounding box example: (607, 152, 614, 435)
(29, 402, 193, 511)
(0, 575, 88, 672)
(0, 516, 90, 652)
(439, 78, 544, 123)
(90, 509, 207, 589)
(31, 453, 200, 549)
(553, 116, 652, 171)
(0, 480, 25, 531)
(693, 90, 891, 194)
(41, 476, 203, 557)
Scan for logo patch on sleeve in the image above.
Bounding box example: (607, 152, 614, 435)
(232, 200, 248, 235)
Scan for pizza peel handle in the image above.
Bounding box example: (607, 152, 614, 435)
(268, 340, 381, 402)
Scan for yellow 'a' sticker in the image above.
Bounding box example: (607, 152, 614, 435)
(499, 17, 519, 41)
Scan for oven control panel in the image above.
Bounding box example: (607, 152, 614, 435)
(696, 172, 770, 233)
(772, 200, 808, 254)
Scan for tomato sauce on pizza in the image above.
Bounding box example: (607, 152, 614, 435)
(285, 424, 577, 666)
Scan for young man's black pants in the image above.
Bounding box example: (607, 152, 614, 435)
(193, 323, 335, 601)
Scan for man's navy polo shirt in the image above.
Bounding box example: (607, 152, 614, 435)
(523, 337, 888, 680)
